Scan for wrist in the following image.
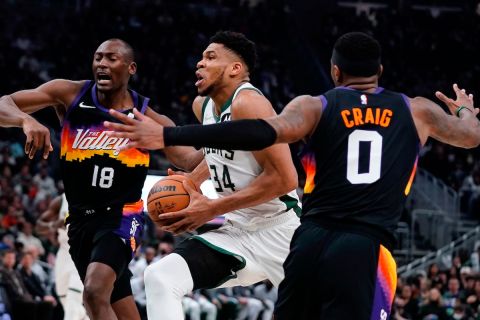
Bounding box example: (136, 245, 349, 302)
(19, 113, 33, 127)
(456, 106, 473, 118)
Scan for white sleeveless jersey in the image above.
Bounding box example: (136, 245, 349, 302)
(58, 193, 69, 249)
(202, 83, 300, 228)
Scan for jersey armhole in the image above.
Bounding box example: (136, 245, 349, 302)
(62, 80, 92, 127)
(201, 97, 210, 122)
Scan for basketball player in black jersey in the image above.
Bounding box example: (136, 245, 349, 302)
(106, 32, 480, 319)
(0, 39, 203, 320)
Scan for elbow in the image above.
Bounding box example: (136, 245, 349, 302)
(464, 135, 480, 149)
(280, 172, 299, 194)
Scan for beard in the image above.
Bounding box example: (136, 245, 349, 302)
(197, 70, 224, 97)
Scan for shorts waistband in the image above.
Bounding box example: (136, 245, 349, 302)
(67, 200, 144, 221)
(225, 209, 299, 232)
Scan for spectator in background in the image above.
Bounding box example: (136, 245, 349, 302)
(253, 280, 277, 320)
(17, 221, 45, 256)
(0, 249, 51, 320)
(32, 166, 57, 199)
(443, 277, 465, 314)
(418, 288, 449, 320)
(18, 252, 56, 307)
(460, 167, 480, 219)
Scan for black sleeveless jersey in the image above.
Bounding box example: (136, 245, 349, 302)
(301, 87, 419, 244)
(60, 81, 150, 215)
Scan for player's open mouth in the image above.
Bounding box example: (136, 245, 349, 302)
(97, 73, 112, 85)
(195, 72, 204, 87)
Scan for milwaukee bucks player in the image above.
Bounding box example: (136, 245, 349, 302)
(134, 31, 301, 320)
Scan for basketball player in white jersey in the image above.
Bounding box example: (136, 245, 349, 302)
(37, 194, 88, 320)
(105, 31, 301, 319)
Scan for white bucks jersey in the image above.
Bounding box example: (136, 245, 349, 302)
(58, 193, 69, 249)
(202, 83, 300, 228)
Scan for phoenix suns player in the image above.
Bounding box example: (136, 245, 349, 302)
(106, 31, 301, 320)
(106, 32, 480, 319)
(0, 38, 202, 320)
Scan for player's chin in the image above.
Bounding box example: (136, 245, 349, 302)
(197, 85, 212, 97)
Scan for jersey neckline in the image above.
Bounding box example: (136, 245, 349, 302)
(91, 83, 139, 113)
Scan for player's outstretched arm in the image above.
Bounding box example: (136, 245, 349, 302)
(0, 79, 83, 159)
(35, 195, 63, 236)
(411, 84, 480, 148)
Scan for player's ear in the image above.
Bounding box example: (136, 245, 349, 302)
(332, 64, 342, 83)
(129, 62, 137, 76)
(377, 64, 383, 78)
(230, 62, 243, 76)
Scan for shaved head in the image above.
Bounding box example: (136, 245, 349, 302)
(102, 38, 135, 63)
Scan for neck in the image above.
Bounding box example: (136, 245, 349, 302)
(96, 86, 132, 111)
(340, 76, 378, 93)
(210, 79, 248, 115)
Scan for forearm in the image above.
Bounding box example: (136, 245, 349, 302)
(164, 119, 277, 151)
(458, 109, 480, 147)
(209, 172, 291, 216)
(164, 147, 204, 171)
(0, 95, 31, 127)
(188, 159, 210, 189)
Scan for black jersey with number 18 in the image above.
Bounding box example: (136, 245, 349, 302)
(60, 80, 150, 217)
(301, 87, 419, 247)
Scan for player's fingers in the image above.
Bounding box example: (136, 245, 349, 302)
(133, 108, 147, 121)
(108, 108, 138, 124)
(474, 108, 480, 116)
(43, 133, 52, 159)
(167, 168, 184, 176)
(435, 91, 456, 107)
(24, 133, 33, 155)
(157, 211, 185, 221)
(104, 121, 134, 132)
(182, 180, 197, 196)
(116, 141, 138, 153)
(29, 132, 42, 159)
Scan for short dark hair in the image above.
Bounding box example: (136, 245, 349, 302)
(210, 31, 257, 73)
(332, 32, 381, 77)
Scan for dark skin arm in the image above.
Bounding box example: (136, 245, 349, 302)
(35, 195, 63, 236)
(0, 79, 84, 158)
(410, 83, 480, 148)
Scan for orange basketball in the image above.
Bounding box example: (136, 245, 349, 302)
(147, 175, 196, 222)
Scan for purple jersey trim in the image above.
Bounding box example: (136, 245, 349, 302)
(140, 97, 149, 114)
(335, 86, 384, 94)
(318, 95, 328, 111)
(131, 90, 139, 109)
(62, 80, 92, 126)
(400, 93, 412, 110)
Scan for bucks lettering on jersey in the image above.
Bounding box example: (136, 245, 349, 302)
(301, 87, 419, 238)
(60, 81, 150, 214)
(202, 83, 300, 228)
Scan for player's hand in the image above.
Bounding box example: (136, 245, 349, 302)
(435, 83, 478, 116)
(157, 181, 217, 235)
(167, 168, 202, 191)
(104, 108, 166, 152)
(22, 116, 53, 159)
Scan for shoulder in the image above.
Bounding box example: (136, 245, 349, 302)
(144, 107, 175, 126)
(192, 96, 208, 122)
(231, 88, 274, 120)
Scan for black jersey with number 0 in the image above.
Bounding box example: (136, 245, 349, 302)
(300, 87, 419, 246)
(60, 81, 150, 215)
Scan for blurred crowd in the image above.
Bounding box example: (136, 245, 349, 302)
(393, 245, 480, 320)
(1, 0, 480, 319)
